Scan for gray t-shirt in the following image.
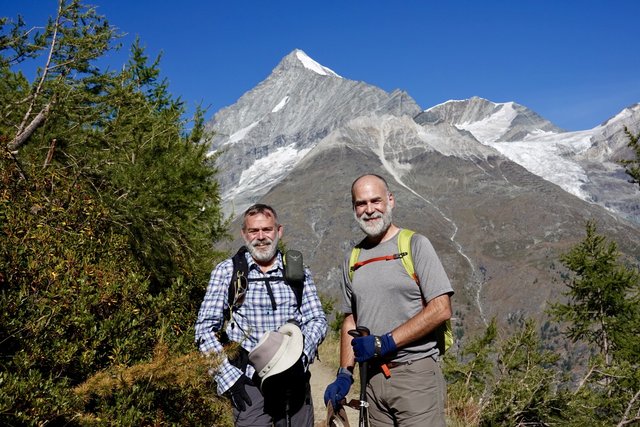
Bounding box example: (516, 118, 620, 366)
(341, 229, 454, 362)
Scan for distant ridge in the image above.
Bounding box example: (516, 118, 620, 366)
(417, 96, 565, 141)
(201, 49, 640, 337)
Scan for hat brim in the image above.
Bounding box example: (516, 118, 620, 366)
(327, 400, 350, 427)
(260, 323, 304, 382)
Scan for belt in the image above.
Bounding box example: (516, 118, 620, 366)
(385, 360, 413, 369)
(368, 356, 432, 378)
(369, 358, 419, 369)
(368, 359, 411, 378)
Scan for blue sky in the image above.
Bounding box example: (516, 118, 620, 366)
(4, 0, 640, 131)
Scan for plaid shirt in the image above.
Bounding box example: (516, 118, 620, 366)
(195, 250, 327, 394)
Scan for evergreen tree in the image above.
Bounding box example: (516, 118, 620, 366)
(1, 1, 230, 424)
(444, 318, 567, 426)
(548, 220, 640, 366)
(480, 319, 564, 426)
(620, 126, 640, 188)
(445, 319, 498, 425)
(548, 220, 640, 425)
(2, 0, 116, 153)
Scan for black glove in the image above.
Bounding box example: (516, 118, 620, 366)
(227, 375, 253, 411)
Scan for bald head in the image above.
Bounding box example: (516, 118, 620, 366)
(351, 174, 397, 241)
(351, 174, 389, 206)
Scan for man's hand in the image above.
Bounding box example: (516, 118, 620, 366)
(323, 372, 353, 409)
(227, 375, 253, 411)
(351, 333, 397, 363)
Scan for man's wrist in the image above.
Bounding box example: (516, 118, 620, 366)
(374, 336, 382, 356)
(380, 332, 397, 356)
(337, 366, 354, 379)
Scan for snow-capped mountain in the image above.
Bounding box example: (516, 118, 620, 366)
(205, 50, 639, 224)
(202, 49, 640, 337)
(416, 96, 565, 142)
(204, 49, 421, 216)
(419, 98, 640, 222)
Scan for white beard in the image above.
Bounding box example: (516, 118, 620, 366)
(355, 206, 393, 238)
(245, 234, 279, 263)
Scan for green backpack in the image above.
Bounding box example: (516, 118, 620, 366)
(348, 228, 454, 355)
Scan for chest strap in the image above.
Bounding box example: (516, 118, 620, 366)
(247, 276, 281, 311)
(350, 252, 408, 272)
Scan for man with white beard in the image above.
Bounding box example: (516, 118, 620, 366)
(324, 174, 454, 427)
(196, 204, 327, 426)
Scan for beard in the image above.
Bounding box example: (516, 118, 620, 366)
(355, 205, 393, 238)
(245, 233, 279, 263)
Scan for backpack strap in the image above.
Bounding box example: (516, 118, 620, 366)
(348, 229, 413, 280)
(223, 246, 250, 324)
(398, 230, 454, 354)
(397, 229, 418, 284)
(225, 247, 304, 322)
(217, 247, 250, 344)
(348, 246, 361, 282)
(351, 252, 408, 272)
(283, 250, 305, 313)
(348, 229, 454, 354)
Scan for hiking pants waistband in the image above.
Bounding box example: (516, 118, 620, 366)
(368, 354, 438, 376)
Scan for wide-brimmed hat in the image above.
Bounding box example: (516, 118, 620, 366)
(249, 323, 304, 384)
(327, 400, 351, 427)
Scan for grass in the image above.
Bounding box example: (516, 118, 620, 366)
(318, 331, 341, 368)
(318, 331, 362, 398)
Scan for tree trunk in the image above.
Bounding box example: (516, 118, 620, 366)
(7, 103, 52, 152)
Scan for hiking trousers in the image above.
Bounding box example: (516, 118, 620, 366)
(366, 356, 446, 427)
(231, 378, 314, 427)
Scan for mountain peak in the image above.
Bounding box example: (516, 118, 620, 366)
(278, 49, 342, 78)
(598, 102, 640, 128)
(417, 97, 563, 143)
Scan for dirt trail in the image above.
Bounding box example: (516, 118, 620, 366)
(309, 359, 359, 426)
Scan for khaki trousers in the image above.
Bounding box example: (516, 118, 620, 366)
(366, 356, 446, 427)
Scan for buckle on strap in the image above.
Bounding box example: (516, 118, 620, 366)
(350, 252, 408, 272)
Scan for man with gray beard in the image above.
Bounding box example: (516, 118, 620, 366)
(196, 204, 327, 427)
(324, 174, 453, 427)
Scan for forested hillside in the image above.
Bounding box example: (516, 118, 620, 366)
(1, 1, 231, 424)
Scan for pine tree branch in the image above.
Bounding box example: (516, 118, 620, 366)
(617, 389, 640, 427)
(7, 102, 53, 152)
(2, 145, 28, 181)
(8, 0, 62, 152)
(43, 138, 57, 168)
(575, 364, 596, 393)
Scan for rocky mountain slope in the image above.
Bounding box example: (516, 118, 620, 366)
(204, 49, 421, 217)
(202, 49, 640, 339)
(420, 97, 640, 224)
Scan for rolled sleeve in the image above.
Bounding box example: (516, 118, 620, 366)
(299, 268, 328, 364)
(194, 260, 237, 393)
(214, 359, 243, 395)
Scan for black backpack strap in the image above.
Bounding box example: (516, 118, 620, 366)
(289, 278, 304, 313)
(224, 247, 305, 321)
(283, 250, 305, 313)
(245, 276, 278, 311)
(224, 246, 249, 323)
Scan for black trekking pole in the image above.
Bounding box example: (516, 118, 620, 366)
(285, 395, 291, 427)
(348, 326, 370, 427)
